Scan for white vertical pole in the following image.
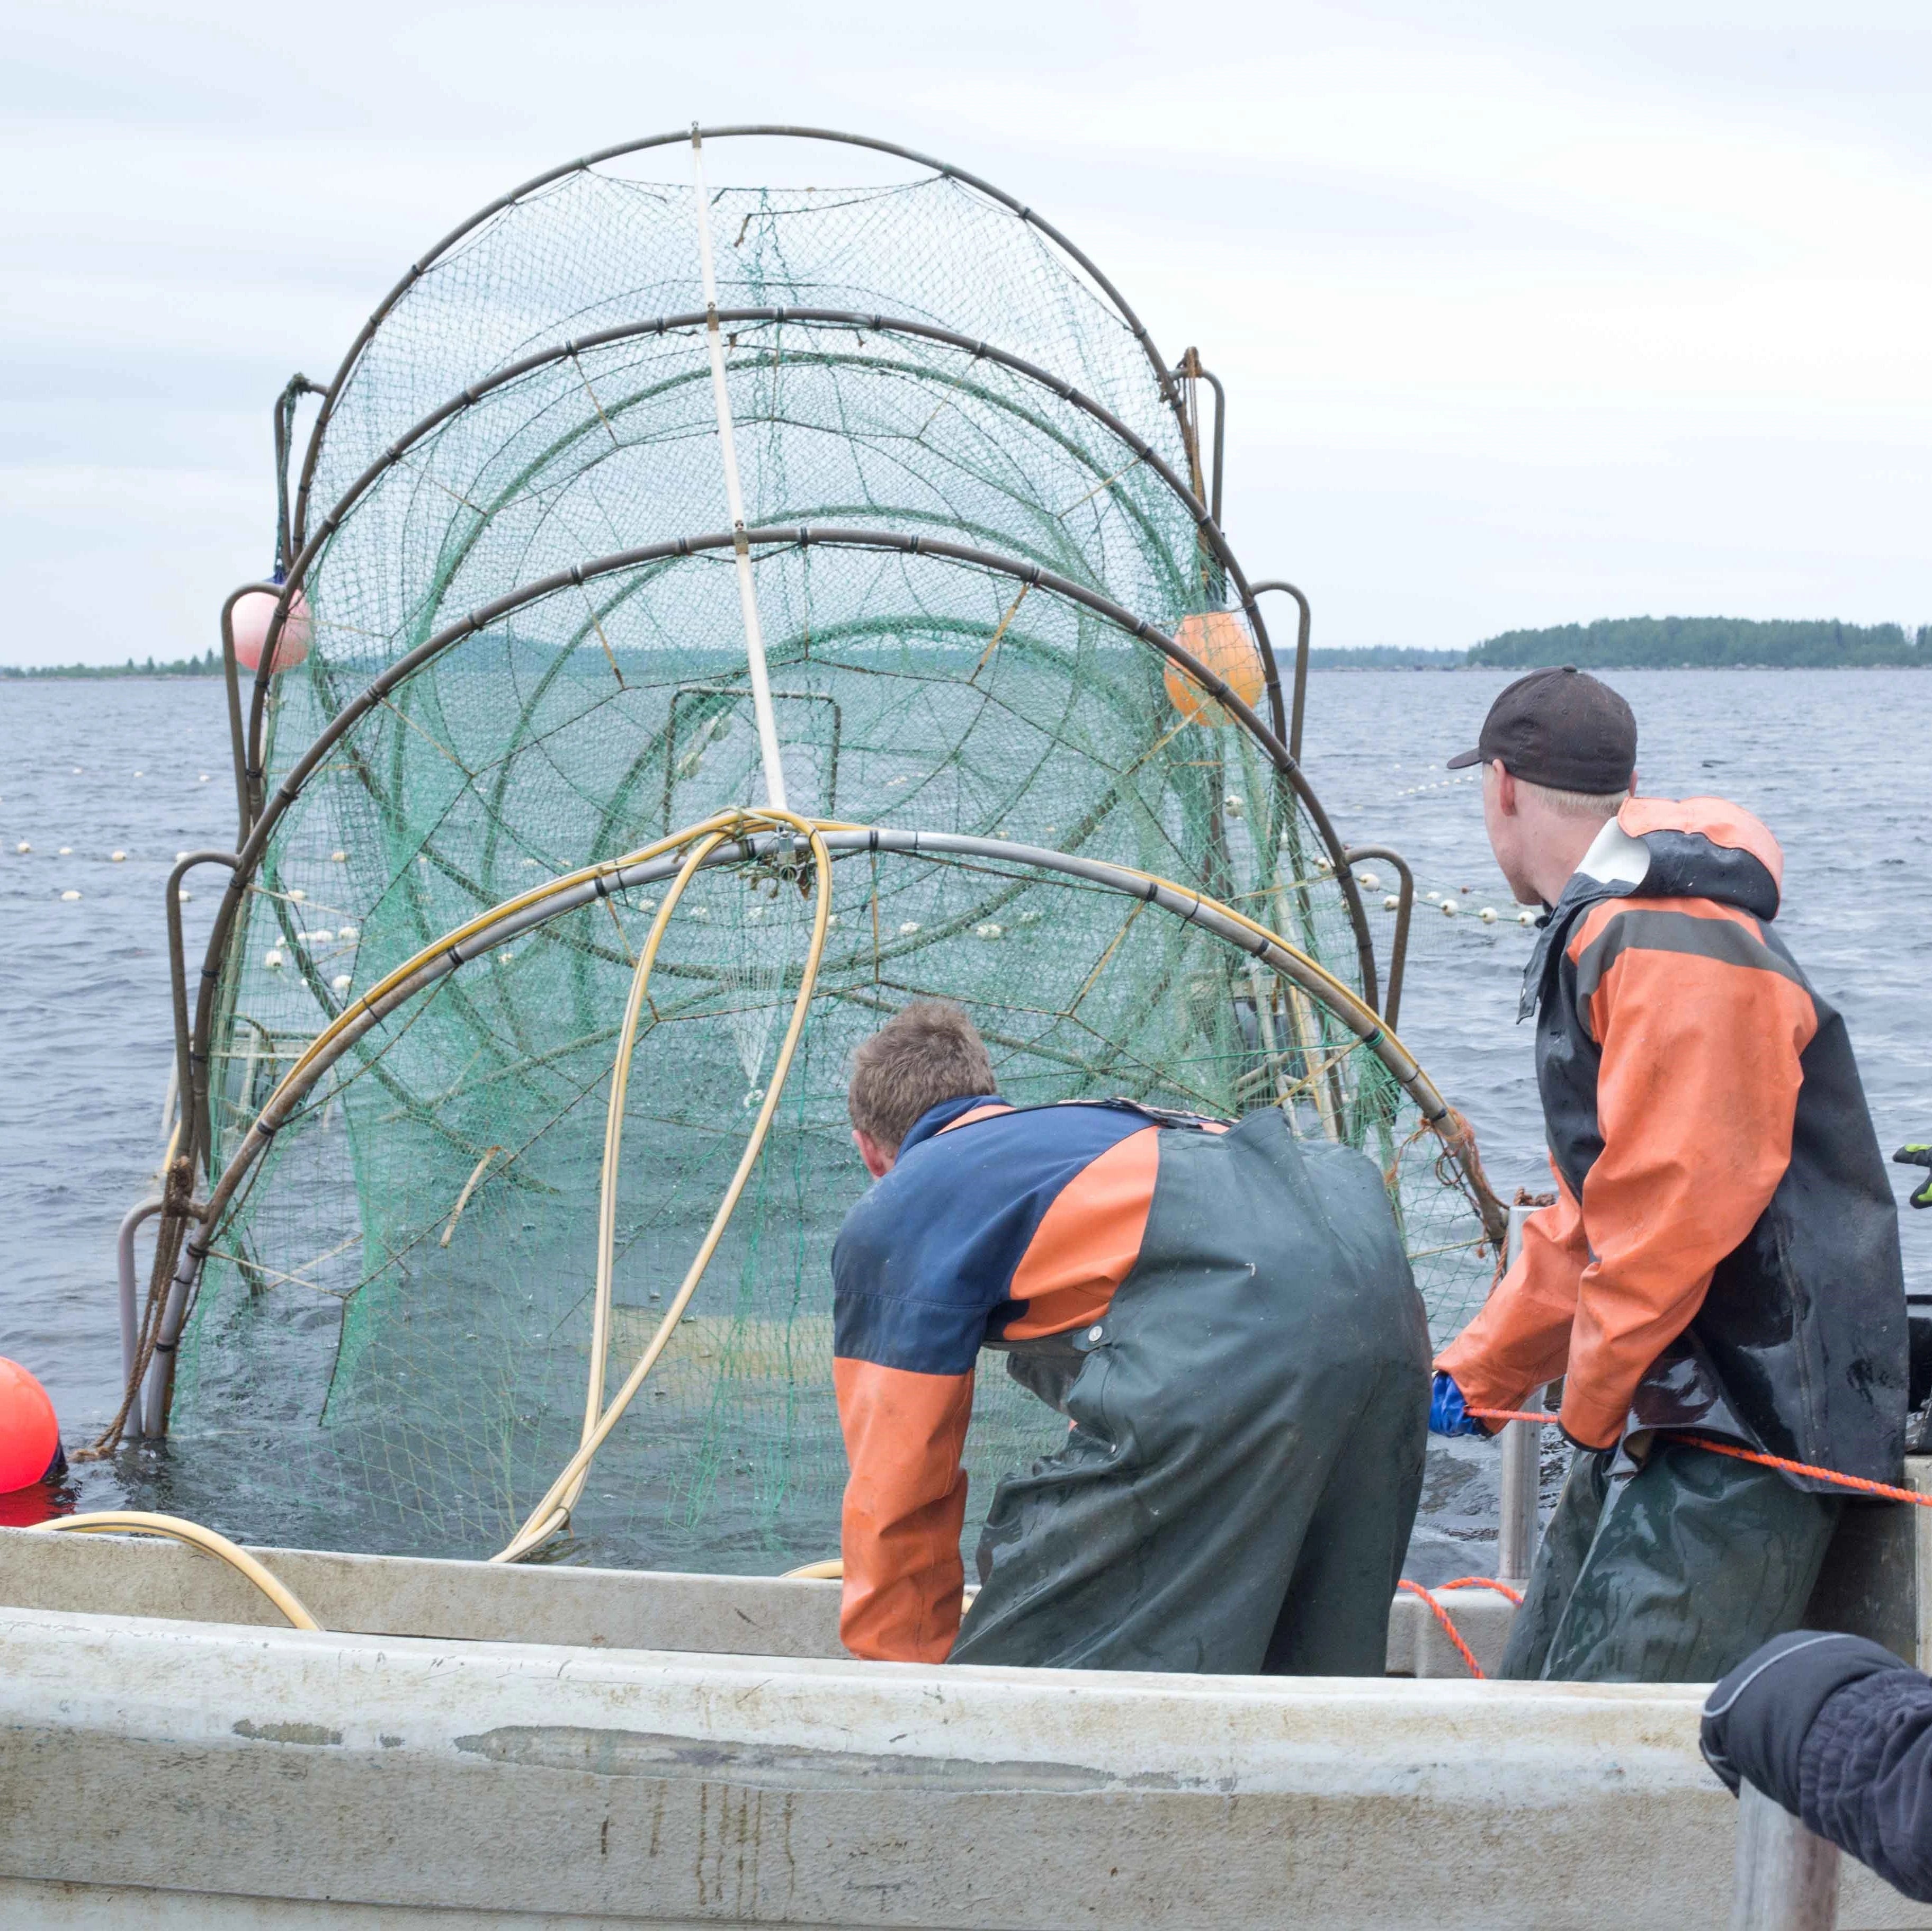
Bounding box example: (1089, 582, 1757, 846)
(1911, 1456, 1932, 1674)
(1498, 1202, 1542, 1584)
(690, 128, 788, 812)
(1731, 1780, 1840, 1930)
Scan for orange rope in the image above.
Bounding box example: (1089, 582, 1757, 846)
(1439, 1575, 1524, 1606)
(1687, 1436, 1932, 1508)
(1397, 1580, 1486, 1677)
(1394, 1577, 1527, 1680)
(1468, 1408, 1932, 1511)
(1397, 1577, 1524, 1678)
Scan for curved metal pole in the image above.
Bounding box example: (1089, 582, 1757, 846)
(232, 375, 326, 831)
(1344, 844, 1415, 1032)
(254, 305, 1291, 786)
(237, 825, 1452, 1190)
(1250, 580, 1313, 765)
(292, 123, 1185, 551)
(141, 1247, 191, 1438)
(193, 522, 1379, 1180)
(272, 375, 322, 578)
(219, 583, 278, 840)
(157, 813, 1507, 1434)
(1196, 363, 1227, 528)
(115, 1197, 164, 1387)
(168, 851, 240, 1171)
(150, 815, 1496, 1435)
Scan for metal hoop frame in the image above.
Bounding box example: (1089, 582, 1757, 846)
(241, 304, 1289, 818)
(140, 128, 1479, 1461)
(290, 123, 1185, 553)
(148, 818, 1473, 1435)
(189, 523, 1380, 1179)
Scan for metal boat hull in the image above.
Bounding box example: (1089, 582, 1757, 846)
(2, 1529, 1928, 1927)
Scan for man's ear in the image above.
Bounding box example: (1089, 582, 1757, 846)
(1491, 762, 1518, 816)
(852, 1128, 895, 1179)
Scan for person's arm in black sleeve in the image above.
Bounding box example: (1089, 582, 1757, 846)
(1703, 1630, 1932, 1903)
(1802, 1660, 1932, 1901)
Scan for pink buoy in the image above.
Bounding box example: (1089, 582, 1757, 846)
(0, 1357, 59, 1494)
(232, 588, 312, 675)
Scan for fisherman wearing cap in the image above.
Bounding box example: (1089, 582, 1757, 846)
(1429, 668, 1907, 1682)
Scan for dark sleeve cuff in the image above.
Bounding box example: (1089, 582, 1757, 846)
(1702, 1631, 1911, 1807)
(1559, 1422, 1614, 1453)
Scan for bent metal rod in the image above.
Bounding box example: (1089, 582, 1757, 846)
(135, 816, 1497, 1440)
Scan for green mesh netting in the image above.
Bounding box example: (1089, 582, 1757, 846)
(165, 134, 1492, 1567)
(299, 160, 1180, 529)
(178, 828, 1486, 1568)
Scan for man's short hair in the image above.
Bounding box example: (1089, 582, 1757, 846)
(1511, 770, 1632, 822)
(847, 1001, 997, 1153)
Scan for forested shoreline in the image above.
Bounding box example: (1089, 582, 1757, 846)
(5, 619, 1928, 678)
(1466, 616, 1931, 670)
(0, 651, 223, 680)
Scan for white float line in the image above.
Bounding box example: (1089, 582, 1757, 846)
(690, 127, 788, 813)
(1403, 891, 1537, 928)
(1340, 865, 1534, 930)
(1391, 772, 1481, 798)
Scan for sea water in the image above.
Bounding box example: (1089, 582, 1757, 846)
(2, 668, 1926, 1577)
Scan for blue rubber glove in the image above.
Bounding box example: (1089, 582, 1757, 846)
(1429, 1370, 1482, 1437)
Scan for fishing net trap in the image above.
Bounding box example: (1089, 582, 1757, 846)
(107, 128, 1507, 1571)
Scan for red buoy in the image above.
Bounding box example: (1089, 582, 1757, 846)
(0, 1358, 60, 1493)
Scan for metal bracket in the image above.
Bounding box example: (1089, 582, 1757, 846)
(1343, 844, 1414, 1031)
(1247, 581, 1313, 765)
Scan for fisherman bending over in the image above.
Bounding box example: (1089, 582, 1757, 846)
(829, 1000, 1430, 1673)
(1431, 668, 1907, 1682)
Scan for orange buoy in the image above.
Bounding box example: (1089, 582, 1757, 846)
(1162, 611, 1266, 725)
(232, 588, 313, 675)
(0, 1357, 59, 1493)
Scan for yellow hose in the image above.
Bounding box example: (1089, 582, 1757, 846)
(43, 1511, 320, 1630)
(182, 807, 1484, 1561)
(494, 810, 835, 1562)
(549, 827, 735, 1552)
(258, 815, 1397, 1162)
(269, 810, 781, 1108)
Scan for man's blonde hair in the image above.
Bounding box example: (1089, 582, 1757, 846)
(1514, 773, 1631, 822)
(847, 1001, 997, 1153)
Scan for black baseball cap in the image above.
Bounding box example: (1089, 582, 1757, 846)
(1447, 666, 1636, 792)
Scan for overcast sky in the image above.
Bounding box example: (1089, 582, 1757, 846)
(2, 0, 1927, 662)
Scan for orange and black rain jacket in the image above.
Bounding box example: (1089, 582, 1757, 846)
(1438, 796, 1906, 1480)
(830, 1094, 1220, 1663)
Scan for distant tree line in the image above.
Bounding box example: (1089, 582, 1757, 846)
(1468, 617, 1932, 670)
(0, 650, 223, 680)
(5, 621, 1927, 679)
(1307, 644, 1461, 669)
